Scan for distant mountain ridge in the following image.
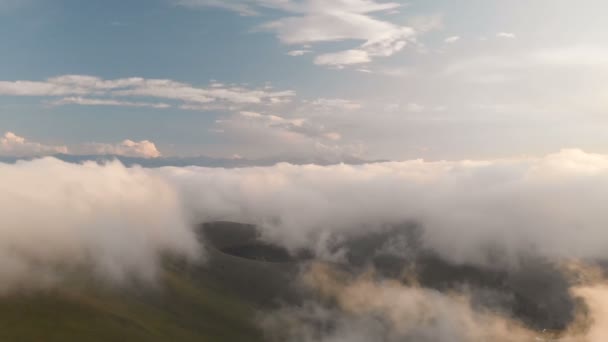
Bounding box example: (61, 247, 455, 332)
(0, 153, 386, 168)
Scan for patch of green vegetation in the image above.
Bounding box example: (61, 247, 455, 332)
(0, 263, 266, 342)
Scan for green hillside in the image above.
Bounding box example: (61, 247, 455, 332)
(0, 264, 267, 342)
(0, 222, 301, 342)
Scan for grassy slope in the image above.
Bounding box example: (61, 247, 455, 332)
(0, 263, 266, 342)
(0, 223, 300, 341)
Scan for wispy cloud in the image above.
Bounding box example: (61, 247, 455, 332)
(444, 35, 461, 44)
(180, 0, 416, 68)
(496, 32, 516, 39)
(51, 97, 171, 109)
(0, 75, 295, 111)
(287, 49, 312, 56)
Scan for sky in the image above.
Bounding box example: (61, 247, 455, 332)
(1, 0, 608, 161)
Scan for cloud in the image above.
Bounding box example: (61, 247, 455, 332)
(261, 262, 608, 342)
(175, 0, 259, 16)
(210, 110, 358, 160)
(9, 149, 608, 338)
(0, 158, 200, 293)
(443, 45, 608, 92)
(444, 35, 461, 44)
(262, 1, 414, 67)
(0, 75, 295, 111)
(530, 45, 608, 67)
(406, 14, 444, 33)
(286, 49, 312, 56)
(0, 132, 68, 157)
(180, 0, 416, 68)
(310, 98, 362, 110)
(51, 97, 171, 109)
(261, 263, 538, 342)
(314, 49, 371, 66)
(164, 149, 608, 267)
(496, 32, 516, 39)
(80, 140, 162, 158)
(405, 102, 425, 112)
(1, 132, 162, 159)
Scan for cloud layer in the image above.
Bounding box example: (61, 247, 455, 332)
(0, 158, 200, 293)
(5, 149, 608, 340)
(164, 148, 608, 267)
(6, 148, 608, 293)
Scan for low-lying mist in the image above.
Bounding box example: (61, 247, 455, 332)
(3, 149, 608, 341)
(0, 158, 200, 293)
(166, 148, 608, 267)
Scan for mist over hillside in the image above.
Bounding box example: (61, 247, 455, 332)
(2, 151, 608, 340)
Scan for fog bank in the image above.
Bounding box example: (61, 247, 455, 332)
(0, 158, 199, 292)
(165, 148, 608, 266)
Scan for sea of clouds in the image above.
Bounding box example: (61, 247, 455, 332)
(4, 149, 608, 340)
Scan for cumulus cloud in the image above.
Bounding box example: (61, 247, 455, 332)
(80, 139, 162, 158)
(0, 75, 294, 111)
(1, 132, 162, 159)
(0, 158, 200, 293)
(0, 132, 68, 157)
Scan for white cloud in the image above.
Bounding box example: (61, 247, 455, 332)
(406, 103, 425, 112)
(0, 132, 68, 157)
(165, 149, 608, 267)
(0, 158, 200, 292)
(315, 49, 371, 66)
(311, 98, 362, 110)
(444, 35, 461, 44)
(51, 97, 171, 109)
(382, 102, 445, 114)
(180, 0, 416, 68)
(324, 132, 342, 141)
(175, 0, 259, 16)
(496, 32, 516, 39)
(531, 45, 608, 67)
(1, 132, 162, 159)
(287, 49, 312, 56)
(0, 75, 295, 111)
(444, 45, 608, 85)
(80, 140, 162, 159)
(211, 110, 359, 159)
(406, 14, 444, 33)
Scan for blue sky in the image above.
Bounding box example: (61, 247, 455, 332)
(1, 0, 608, 160)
